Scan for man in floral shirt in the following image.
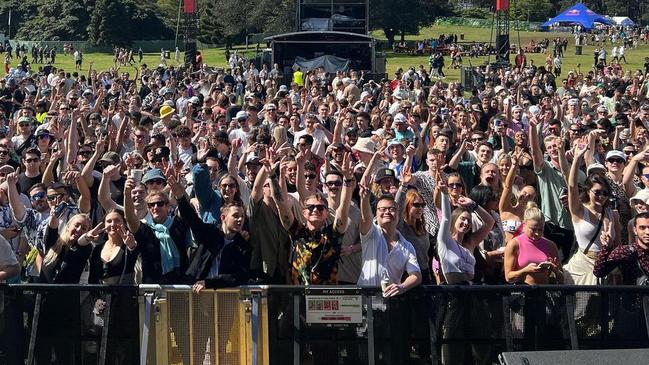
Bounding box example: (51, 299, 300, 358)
(271, 152, 355, 285)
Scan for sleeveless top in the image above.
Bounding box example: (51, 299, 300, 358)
(573, 208, 613, 253)
(516, 234, 553, 269)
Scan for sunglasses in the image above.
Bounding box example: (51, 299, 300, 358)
(448, 183, 463, 189)
(146, 178, 166, 185)
(24, 158, 40, 163)
(305, 204, 327, 212)
(47, 193, 63, 201)
(590, 189, 609, 197)
(19, 123, 30, 127)
(220, 183, 237, 190)
(412, 203, 426, 208)
(0, 150, 9, 155)
(606, 158, 624, 164)
(147, 201, 167, 208)
(304, 173, 317, 180)
(326, 181, 343, 188)
(30, 191, 46, 201)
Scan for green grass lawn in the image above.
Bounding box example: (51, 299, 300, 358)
(6, 24, 648, 84)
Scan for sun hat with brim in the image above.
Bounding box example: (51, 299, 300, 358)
(159, 105, 175, 119)
(142, 168, 166, 184)
(351, 137, 376, 155)
(631, 189, 649, 205)
(586, 163, 606, 175)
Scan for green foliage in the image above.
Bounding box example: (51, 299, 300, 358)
(511, 0, 555, 22)
(371, 0, 452, 47)
(457, 7, 493, 19)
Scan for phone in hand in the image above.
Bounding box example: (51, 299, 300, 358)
(538, 261, 552, 270)
(54, 202, 67, 216)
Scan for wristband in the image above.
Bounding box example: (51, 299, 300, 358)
(344, 178, 356, 183)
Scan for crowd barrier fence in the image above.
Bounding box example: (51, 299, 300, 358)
(1, 284, 649, 365)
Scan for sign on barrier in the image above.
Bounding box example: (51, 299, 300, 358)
(305, 287, 363, 325)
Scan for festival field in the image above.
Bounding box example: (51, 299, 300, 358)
(7, 24, 648, 83)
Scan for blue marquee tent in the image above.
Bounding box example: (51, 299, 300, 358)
(542, 3, 613, 30)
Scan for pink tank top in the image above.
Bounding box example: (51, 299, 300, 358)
(516, 234, 553, 268)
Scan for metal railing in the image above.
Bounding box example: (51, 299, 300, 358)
(2, 284, 649, 365)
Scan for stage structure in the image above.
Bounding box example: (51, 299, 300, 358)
(183, 0, 199, 69)
(263, 0, 385, 79)
(495, 0, 510, 64)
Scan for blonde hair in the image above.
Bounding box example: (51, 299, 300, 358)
(523, 202, 543, 222)
(43, 214, 91, 267)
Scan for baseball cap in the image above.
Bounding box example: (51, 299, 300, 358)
(605, 150, 625, 162)
(235, 111, 249, 120)
(586, 163, 606, 175)
(245, 154, 261, 165)
(375, 168, 396, 182)
(100, 152, 121, 164)
(394, 113, 407, 124)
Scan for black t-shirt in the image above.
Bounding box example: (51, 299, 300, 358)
(39, 226, 92, 284)
(644, 61, 649, 74)
(17, 173, 43, 195)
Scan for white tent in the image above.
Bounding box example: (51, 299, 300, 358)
(610, 16, 635, 27)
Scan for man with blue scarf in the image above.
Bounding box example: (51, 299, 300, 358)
(124, 177, 190, 284)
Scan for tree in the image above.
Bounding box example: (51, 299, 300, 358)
(370, 0, 452, 48)
(15, 0, 90, 40)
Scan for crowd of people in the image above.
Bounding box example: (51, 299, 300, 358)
(0, 38, 648, 292)
(0, 27, 648, 363)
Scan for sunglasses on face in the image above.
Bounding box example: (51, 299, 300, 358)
(305, 204, 327, 212)
(448, 183, 463, 189)
(220, 183, 237, 190)
(0, 150, 9, 155)
(30, 191, 46, 201)
(412, 203, 425, 208)
(24, 158, 39, 163)
(606, 158, 624, 164)
(326, 181, 343, 188)
(47, 193, 63, 201)
(146, 179, 165, 185)
(147, 201, 167, 208)
(590, 189, 609, 197)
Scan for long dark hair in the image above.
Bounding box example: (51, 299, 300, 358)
(469, 185, 496, 208)
(580, 173, 611, 204)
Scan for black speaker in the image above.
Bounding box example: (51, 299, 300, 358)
(499, 348, 649, 365)
(184, 41, 197, 68)
(496, 34, 510, 63)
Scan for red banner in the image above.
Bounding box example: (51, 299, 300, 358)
(183, 0, 197, 13)
(496, 0, 509, 11)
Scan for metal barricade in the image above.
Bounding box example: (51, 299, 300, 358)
(138, 285, 269, 365)
(3, 284, 649, 365)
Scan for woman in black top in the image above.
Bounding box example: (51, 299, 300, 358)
(40, 211, 93, 283)
(36, 210, 94, 365)
(88, 210, 138, 284)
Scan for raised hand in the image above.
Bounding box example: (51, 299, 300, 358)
(86, 222, 105, 241)
(600, 220, 613, 247)
(197, 138, 210, 161)
(401, 162, 413, 186)
(340, 152, 354, 179)
(103, 164, 120, 179)
(6, 172, 17, 185)
(456, 195, 476, 208)
(119, 225, 137, 250)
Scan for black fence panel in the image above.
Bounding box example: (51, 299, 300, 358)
(0, 284, 140, 365)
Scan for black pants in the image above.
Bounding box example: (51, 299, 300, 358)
(544, 222, 575, 263)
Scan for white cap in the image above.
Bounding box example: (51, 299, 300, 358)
(360, 91, 370, 100)
(235, 111, 249, 120)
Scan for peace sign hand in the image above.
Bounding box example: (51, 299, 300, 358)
(86, 222, 105, 242)
(119, 226, 137, 250)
